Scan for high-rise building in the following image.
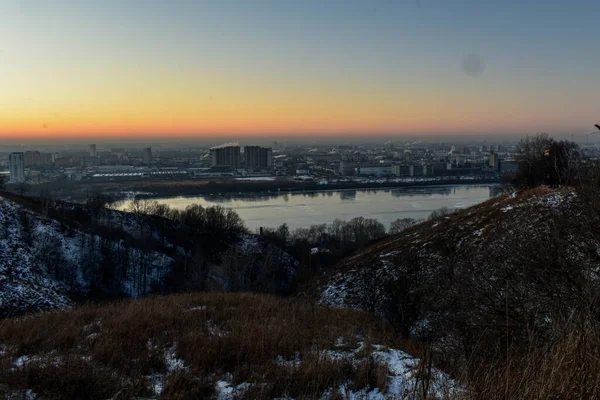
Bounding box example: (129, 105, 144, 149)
(23, 151, 52, 167)
(9, 152, 25, 184)
(210, 143, 240, 168)
(244, 146, 273, 169)
(90, 144, 97, 158)
(144, 147, 152, 166)
(339, 160, 357, 176)
(489, 151, 499, 170)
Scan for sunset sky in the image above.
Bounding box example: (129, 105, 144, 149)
(1, 0, 599, 140)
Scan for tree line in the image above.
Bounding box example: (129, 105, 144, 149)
(512, 133, 581, 188)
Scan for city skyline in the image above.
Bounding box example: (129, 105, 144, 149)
(1, 0, 599, 140)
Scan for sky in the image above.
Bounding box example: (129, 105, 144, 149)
(1, 0, 599, 141)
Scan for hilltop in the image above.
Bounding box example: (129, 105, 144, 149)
(316, 187, 600, 383)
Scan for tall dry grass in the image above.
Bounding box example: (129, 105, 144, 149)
(0, 292, 423, 399)
(462, 309, 600, 400)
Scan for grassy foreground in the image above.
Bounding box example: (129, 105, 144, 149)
(0, 293, 441, 399)
(3, 287, 595, 399)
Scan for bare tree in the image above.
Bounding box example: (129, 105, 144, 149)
(39, 187, 52, 218)
(16, 182, 29, 196)
(127, 197, 159, 237)
(389, 218, 418, 234)
(513, 133, 579, 188)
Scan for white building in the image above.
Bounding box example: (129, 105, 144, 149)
(9, 152, 25, 183)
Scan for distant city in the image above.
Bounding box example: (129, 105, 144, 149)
(3, 139, 600, 190)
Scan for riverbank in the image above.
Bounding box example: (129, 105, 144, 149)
(11, 175, 504, 202)
(111, 176, 503, 201)
(116, 182, 502, 231)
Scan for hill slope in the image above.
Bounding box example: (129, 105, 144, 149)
(318, 187, 600, 362)
(0, 194, 297, 317)
(0, 196, 174, 316)
(0, 293, 457, 399)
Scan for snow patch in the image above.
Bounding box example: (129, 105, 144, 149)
(215, 378, 253, 399)
(187, 305, 208, 311)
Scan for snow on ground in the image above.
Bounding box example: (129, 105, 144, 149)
(3, 298, 457, 400)
(216, 378, 253, 400)
(320, 276, 351, 309)
(13, 355, 29, 368)
(275, 342, 458, 400)
(238, 233, 262, 253)
(146, 342, 188, 396)
(0, 199, 72, 315)
(187, 305, 208, 311)
(210, 341, 458, 399)
(371, 346, 457, 399)
(311, 247, 332, 255)
(543, 190, 576, 209)
(164, 346, 185, 372)
(0, 196, 174, 316)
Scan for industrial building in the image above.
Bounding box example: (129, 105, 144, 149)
(355, 164, 393, 176)
(392, 164, 411, 177)
(392, 164, 434, 177)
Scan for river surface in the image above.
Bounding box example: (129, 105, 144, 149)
(127, 184, 503, 231)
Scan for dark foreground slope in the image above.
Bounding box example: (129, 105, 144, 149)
(0, 293, 457, 400)
(318, 187, 600, 366)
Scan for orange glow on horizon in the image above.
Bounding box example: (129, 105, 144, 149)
(0, 61, 584, 140)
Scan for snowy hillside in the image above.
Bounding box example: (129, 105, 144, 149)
(317, 187, 600, 355)
(0, 196, 173, 317)
(0, 194, 299, 317)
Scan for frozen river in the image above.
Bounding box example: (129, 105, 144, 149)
(127, 184, 502, 232)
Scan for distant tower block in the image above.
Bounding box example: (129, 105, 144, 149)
(210, 143, 240, 168)
(244, 146, 273, 169)
(90, 144, 97, 158)
(9, 152, 26, 183)
(144, 147, 152, 166)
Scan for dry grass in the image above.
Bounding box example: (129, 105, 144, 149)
(465, 321, 600, 400)
(0, 292, 421, 399)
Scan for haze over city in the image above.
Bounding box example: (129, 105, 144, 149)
(2, 0, 600, 142)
